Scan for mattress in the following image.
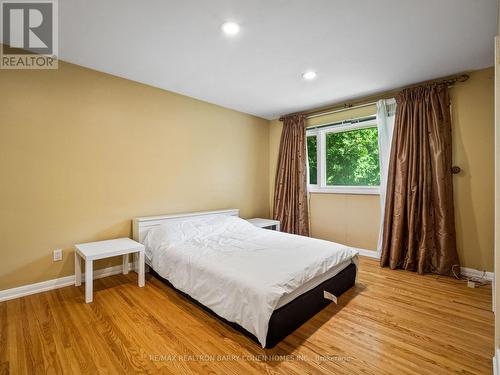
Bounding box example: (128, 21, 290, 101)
(275, 259, 352, 308)
(143, 215, 359, 347)
(146, 257, 353, 310)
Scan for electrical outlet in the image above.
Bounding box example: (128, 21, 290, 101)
(53, 249, 62, 262)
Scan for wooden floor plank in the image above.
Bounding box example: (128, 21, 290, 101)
(0, 257, 494, 374)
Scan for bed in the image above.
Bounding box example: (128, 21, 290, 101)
(132, 209, 358, 348)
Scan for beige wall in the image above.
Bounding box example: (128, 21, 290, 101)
(0, 61, 270, 290)
(451, 68, 495, 271)
(310, 194, 380, 250)
(270, 67, 495, 271)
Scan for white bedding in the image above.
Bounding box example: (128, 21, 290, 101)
(144, 215, 358, 347)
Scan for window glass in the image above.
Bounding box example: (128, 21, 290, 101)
(324, 127, 380, 186)
(306, 135, 317, 185)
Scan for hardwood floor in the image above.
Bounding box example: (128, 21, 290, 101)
(0, 257, 493, 374)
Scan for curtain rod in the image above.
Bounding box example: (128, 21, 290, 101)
(306, 102, 377, 119)
(279, 73, 470, 121)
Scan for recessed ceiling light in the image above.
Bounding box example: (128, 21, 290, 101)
(221, 22, 240, 36)
(302, 71, 317, 80)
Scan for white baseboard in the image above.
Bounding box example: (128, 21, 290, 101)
(0, 262, 136, 303)
(494, 349, 500, 375)
(460, 267, 494, 282)
(356, 248, 380, 259)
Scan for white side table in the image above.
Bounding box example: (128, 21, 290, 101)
(247, 218, 281, 231)
(74, 238, 145, 303)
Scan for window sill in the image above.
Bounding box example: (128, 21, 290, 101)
(308, 186, 380, 195)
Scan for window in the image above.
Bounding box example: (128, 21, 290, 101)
(307, 135, 317, 185)
(306, 116, 380, 194)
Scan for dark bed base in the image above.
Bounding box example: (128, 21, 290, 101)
(149, 263, 356, 348)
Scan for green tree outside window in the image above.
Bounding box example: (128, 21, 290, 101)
(325, 127, 380, 186)
(306, 136, 317, 185)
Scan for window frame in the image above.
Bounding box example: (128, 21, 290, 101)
(306, 118, 380, 195)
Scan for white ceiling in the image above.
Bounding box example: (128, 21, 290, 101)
(60, 0, 498, 119)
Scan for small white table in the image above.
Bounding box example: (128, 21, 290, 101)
(247, 218, 281, 231)
(74, 238, 145, 303)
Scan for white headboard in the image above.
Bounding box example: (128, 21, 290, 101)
(132, 209, 240, 244)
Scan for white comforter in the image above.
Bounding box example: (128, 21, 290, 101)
(144, 215, 358, 347)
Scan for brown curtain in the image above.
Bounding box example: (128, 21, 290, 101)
(273, 114, 310, 236)
(380, 84, 460, 275)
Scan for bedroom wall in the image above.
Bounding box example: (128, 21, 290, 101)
(0, 61, 270, 290)
(269, 67, 495, 272)
(451, 67, 494, 272)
